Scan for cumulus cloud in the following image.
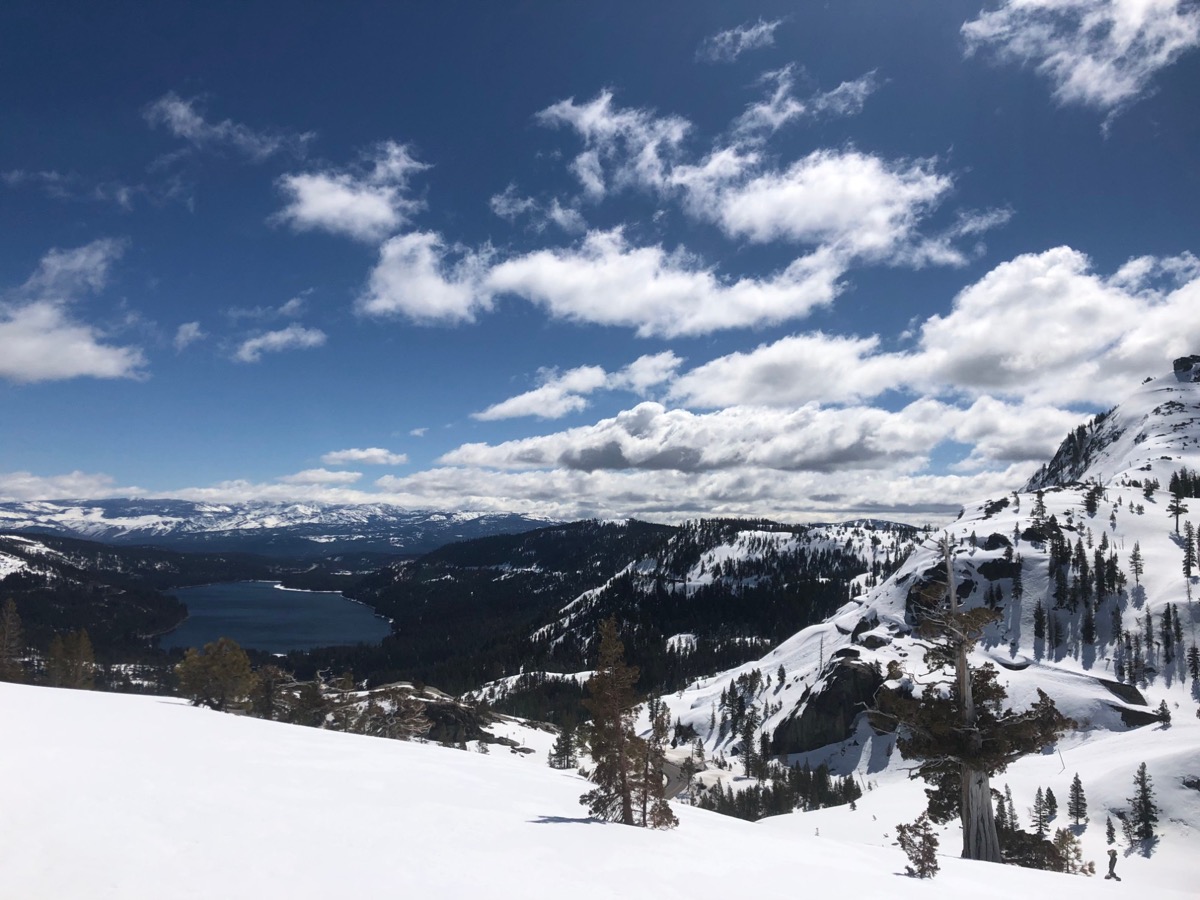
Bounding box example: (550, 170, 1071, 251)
(472, 352, 682, 421)
(357, 231, 493, 322)
(320, 448, 408, 466)
(234, 324, 326, 363)
(697, 18, 782, 63)
(144, 92, 313, 159)
(277, 468, 363, 485)
(696, 150, 955, 261)
(0, 240, 146, 383)
(446, 400, 951, 475)
(275, 141, 428, 242)
(486, 229, 843, 337)
(174, 321, 205, 351)
(962, 0, 1200, 114)
(0, 469, 141, 502)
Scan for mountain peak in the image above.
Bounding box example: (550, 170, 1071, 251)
(1024, 358, 1200, 492)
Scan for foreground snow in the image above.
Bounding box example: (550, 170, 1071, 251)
(2, 683, 1192, 899)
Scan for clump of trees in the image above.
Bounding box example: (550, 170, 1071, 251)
(580, 618, 676, 829)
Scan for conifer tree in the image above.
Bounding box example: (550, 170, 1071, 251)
(896, 813, 940, 878)
(548, 723, 578, 770)
(1129, 541, 1143, 586)
(0, 598, 24, 683)
(175, 637, 254, 711)
(581, 618, 641, 826)
(1045, 786, 1058, 820)
(1105, 815, 1115, 845)
(46, 630, 95, 689)
(1032, 787, 1049, 838)
(1067, 772, 1087, 825)
(1185, 522, 1197, 579)
(1005, 784, 1018, 831)
(1127, 762, 1158, 845)
(1033, 599, 1046, 641)
(879, 537, 1070, 862)
(1188, 642, 1200, 682)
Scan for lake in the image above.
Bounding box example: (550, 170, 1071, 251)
(161, 581, 392, 653)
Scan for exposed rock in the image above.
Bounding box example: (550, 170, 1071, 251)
(982, 532, 1011, 551)
(982, 497, 1010, 519)
(1112, 704, 1161, 728)
(423, 700, 509, 746)
(771, 659, 883, 755)
(1097, 678, 1147, 706)
(859, 633, 891, 650)
(978, 558, 1020, 581)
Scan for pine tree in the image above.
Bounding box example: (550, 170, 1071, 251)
(1067, 772, 1087, 825)
(1032, 787, 1049, 838)
(46, 629, 95, 689)
(1081, 602, 1096, 645)
(1033, 599, 1046, 640)
(1129, 541, 1143, 586)
(548, 723, 578, 770)
(1156, 699, 1171, 725)
(1188, 642, 1200, 682)
(641, 699, 678, 829)
(580, 618, 641, 826)
(896, 812, 940, 878)
(1005, 784, 1018, 831)
(1045, 786, 1058, 820)
(1128, 762, 1158, 845)
(1105, 815, 1116, 845)
(175, 637, 254, 711)
(1185, 521, 1197, 579)
(1167, 494, 1188, 534)
(0, 598, 24, 683)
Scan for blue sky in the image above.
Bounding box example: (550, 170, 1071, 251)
(3, 0, 1200, 521)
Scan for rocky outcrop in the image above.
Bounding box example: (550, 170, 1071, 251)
(771, 659, 883, 755)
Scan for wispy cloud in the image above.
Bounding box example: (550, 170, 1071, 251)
(321, 448, 408, 466)
(173, 321, 205, 351)
(697, 18, 782, 63)
(963, 0, 1200, 115)
(472, 352, 683, 421)
(277, 468, 362, 485)
(144, 92, 314, 160)
(234, 324, 326, 363)
(275, 142, 428, 242)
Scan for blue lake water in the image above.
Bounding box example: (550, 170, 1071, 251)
(162, 581, 392, 653)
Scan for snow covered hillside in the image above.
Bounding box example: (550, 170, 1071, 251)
(647, 360, 1200, 884)
(3, 680, 1192, 899)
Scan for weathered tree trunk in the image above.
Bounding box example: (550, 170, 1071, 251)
(962, 765, 1003, 862)
(945, 536, 1003, 863)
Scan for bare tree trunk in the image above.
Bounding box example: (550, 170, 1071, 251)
(945, 536, 1003, 863)
(962, 765, 1002, 862)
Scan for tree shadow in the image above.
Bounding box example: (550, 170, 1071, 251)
(528, 815, 601, 825)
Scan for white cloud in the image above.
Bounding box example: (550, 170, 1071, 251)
(962, 0, 1200, 113)
(670, 333, 891, 408)
(697, 18, 782, 63)
(733, 67, 880, 139)
(0, 241, 146, 383)
(472, 353, 681, 421)
(698, 150, 955, 261)
(174, 321, 205, 351)
(907, 246, 1200, 405)
(357, 232, 493, 323)
(537, 91, 690, 198)
(320, 448, 408, 466)
(226, 294, 308, 321)
(485, 229, 843, 337)
(275, 142, 428, 242)
(0, 470, 141, 502)
(488, 185, 587, 233)
(277, 468, 363, 485)
(409, 427, 429, 437)
(144, 92, 312, 159)
(446, 400, 953, 475)
(234, 324, 327, 363)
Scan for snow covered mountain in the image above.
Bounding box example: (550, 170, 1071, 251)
(0, 498, 554, 557)
(641, 359, 1200, 874)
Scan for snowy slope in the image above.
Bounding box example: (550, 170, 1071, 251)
(647, 362, 1200, 881)
(2, 681, 1192, 899)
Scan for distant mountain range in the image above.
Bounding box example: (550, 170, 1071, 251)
(0, 499, 555, 557)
